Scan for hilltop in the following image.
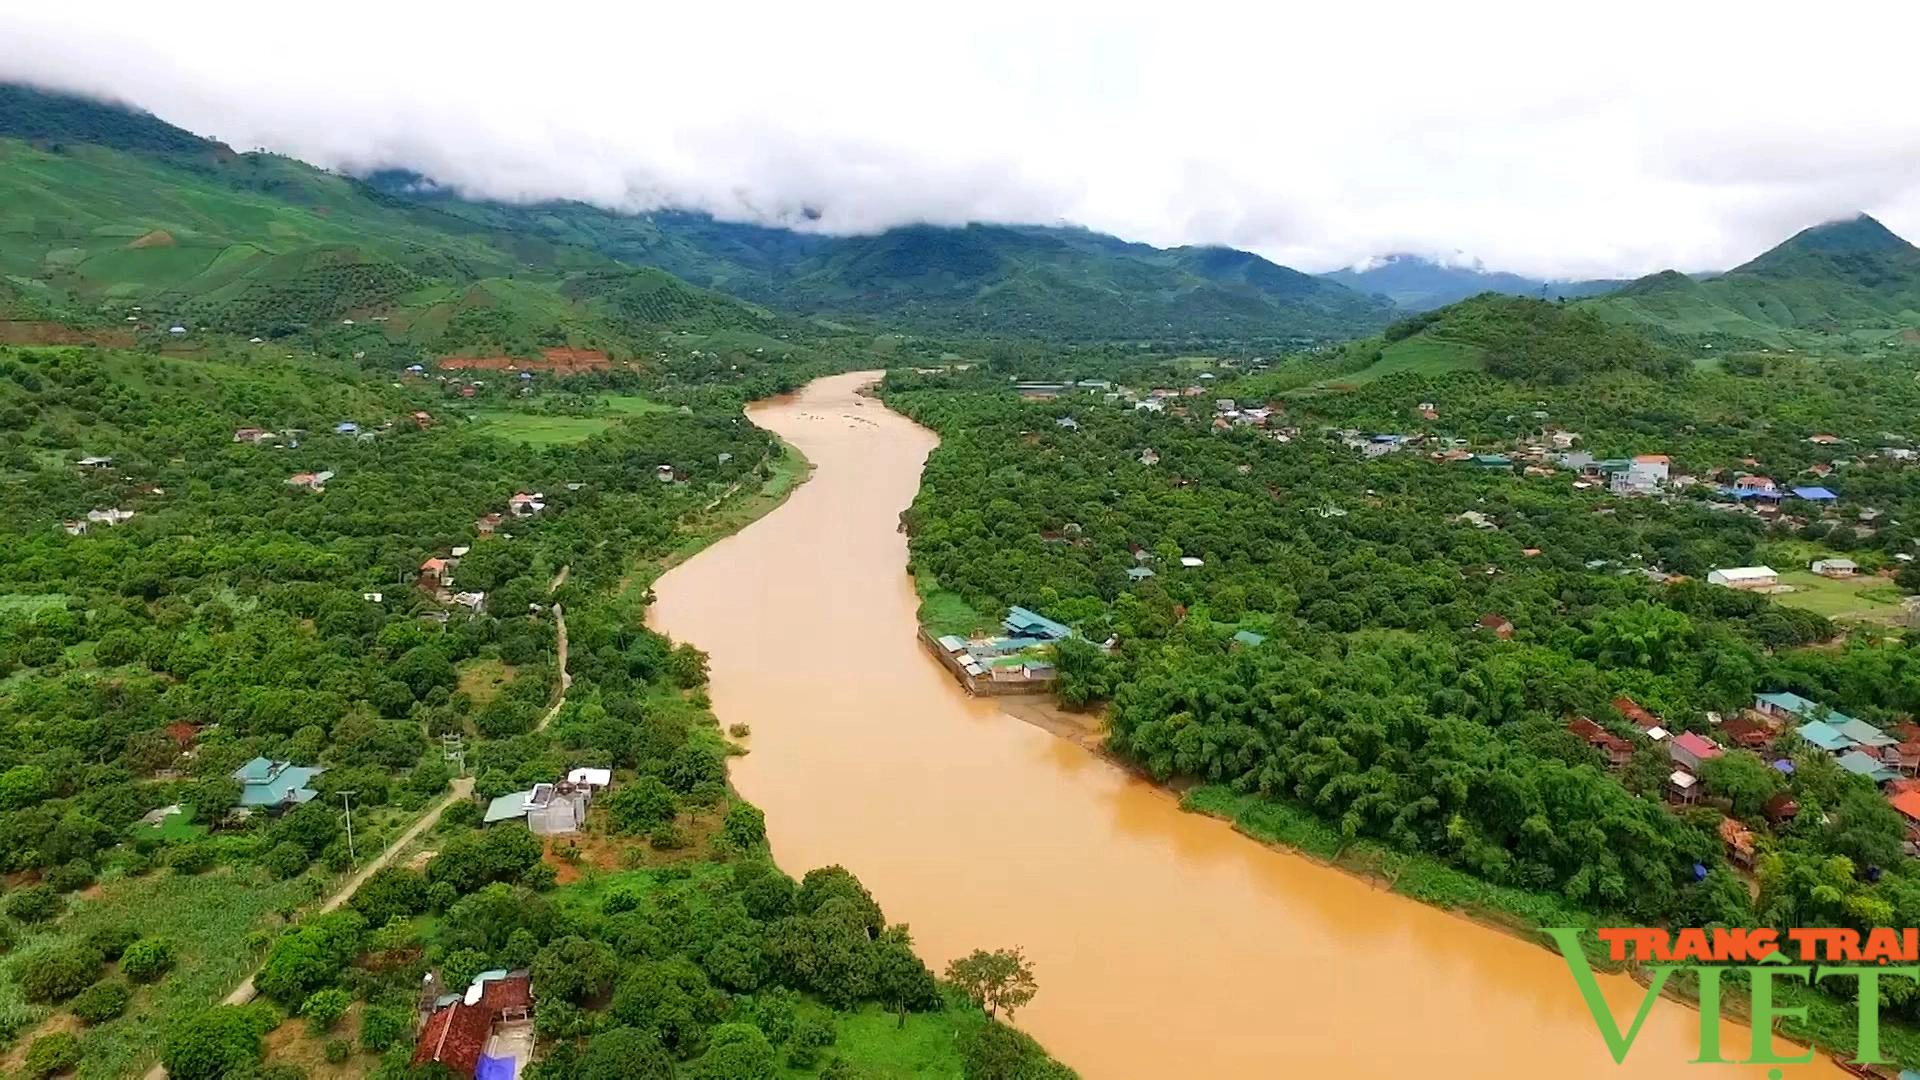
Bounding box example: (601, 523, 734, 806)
(1595, 214, 1920, 345)
(0, 83, 822, 373)
(1321, 254, 1625, 311)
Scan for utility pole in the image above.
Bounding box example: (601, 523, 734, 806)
(338, 790, 358, 864)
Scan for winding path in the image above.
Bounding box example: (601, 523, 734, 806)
(142, 778, 475, 1077)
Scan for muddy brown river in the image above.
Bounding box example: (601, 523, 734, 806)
(649, 371, 1838, 1079)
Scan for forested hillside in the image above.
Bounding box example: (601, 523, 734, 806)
(1596, 214, 1920, 347)
(884, 331, 1920, 1061)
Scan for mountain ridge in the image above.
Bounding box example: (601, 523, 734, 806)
(1321, 254, 1627, 312)
(1593, 213, 1920, 344)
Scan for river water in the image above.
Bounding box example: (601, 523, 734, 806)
(649, 372, 1838, 1079)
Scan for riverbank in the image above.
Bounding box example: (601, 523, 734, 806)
(983, 695, 1914, 1072)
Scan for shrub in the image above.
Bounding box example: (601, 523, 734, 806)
(786, 1010, 837, 1068)
(23, 1031, 80, 1079)
(84, 924, 139, 960)
(0, 919, 17, 954)
(689, 1023, 777, 1080)
(70, 980, 130, 1024)
(723, 802, 766, 849)
(121, 937, 178, 983)
(45, 860, 94, 894)
(168, 842, 215, 874)
(324, 1038, 351, 1064)
(605, 778, 678, 834)
(649, 824, 689, 851)
(263, 841, 311, 879)
(301, 987, 351, 1032)
(20, 943, 103, 1002)
(161, 1005, 274, 1080)
(348, 866, 428, 927)
(358, 1004, 410, 1051)
(254, 911, 365, 1005)
(5, 884, 64, 923)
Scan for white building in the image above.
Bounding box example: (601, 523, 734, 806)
(1708, 566, 1779, 590)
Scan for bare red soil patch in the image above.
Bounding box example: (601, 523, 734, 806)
(439, 347, 611, 374)
(128, 229, 176, 249)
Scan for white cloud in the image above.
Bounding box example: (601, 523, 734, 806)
(4, 0, 1919, 278)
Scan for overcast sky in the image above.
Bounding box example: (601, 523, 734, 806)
(5, 1, 1919, 278)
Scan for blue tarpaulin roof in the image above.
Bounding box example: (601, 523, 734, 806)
(1791, 486, 1837, 500)
(476, 1054, 516, 1080)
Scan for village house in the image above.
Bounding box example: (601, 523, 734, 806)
(76, 455, 113, 469)
(1707, 566, 1778, 590)
(285, 471, 334, 493)
(414, 969, 533, 1079)
(1567, 717, 1634, 768)
(508, 492, 546, 517)
(1614, 696, 1664, 738)
(420, 557, 451, 591)
(62, 520, 86, 536)
(1808, 433, 1843, 446)
(334, 421, 359, 436)
(475, 513, 504, 536)
(1811, 557, 1858, 578)
(232, 427, 270, 443)
(414, 411, 434, 429)
(483, 781, 596, 835)
(1477, 613, 1514, 640)
(231, 757, 323, 812)
(1668, 770, 1700, 805)
(1720, 715, 1775, 751)
(450, 591, 486, 614)
(1669, 731, 1724, 772)
(85, 508, 134, 526)
(1890, 791, 1920, 844)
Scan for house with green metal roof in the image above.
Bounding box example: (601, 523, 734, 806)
(231, 757, 323, 810)
(1003, 606, 1071, 642)
(1835, 717, 1896, 749)
(1754, 691, 1854, 726)
(1795, 720, 1857, 754)
(1837, 750, 1898, 783)
(1231, 630, 1266, 648)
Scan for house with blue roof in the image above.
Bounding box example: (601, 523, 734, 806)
(1837, 749, 1898, 784)
(1792, 486, 1837, 502)
(1231, 629, 1266, 649)
(1003, 606, 1071, 642)
(1836, 717, 1896, 749)
(232, 757, 323, 811)
(1795, 720, 1857, 754)
(1754, 691, 1853, 726)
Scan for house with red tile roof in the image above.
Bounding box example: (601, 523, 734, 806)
(413, 971, 532, 1078)
(1613, 696, 1660, 731)
(1567, 717, 1633, 768)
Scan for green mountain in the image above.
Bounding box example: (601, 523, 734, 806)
(363, 179, 1398, 345)
(1321, 254, 1626, 311)
(0, 82, 787, 365)
(1595, 214, 1920, 345)
(1320, 292, 1684, 385)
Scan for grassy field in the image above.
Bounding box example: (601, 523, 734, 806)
(456, 657, 515, 706)
(1772, 569, 1907, 621)
(132, 803, 205, 844)
(1325, 335, 1483, 386)
(468, 411, 613, 446)
(470, 394, 673, 445)
(0, 867, 311, 1079)
(913, 569, 993, 638)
